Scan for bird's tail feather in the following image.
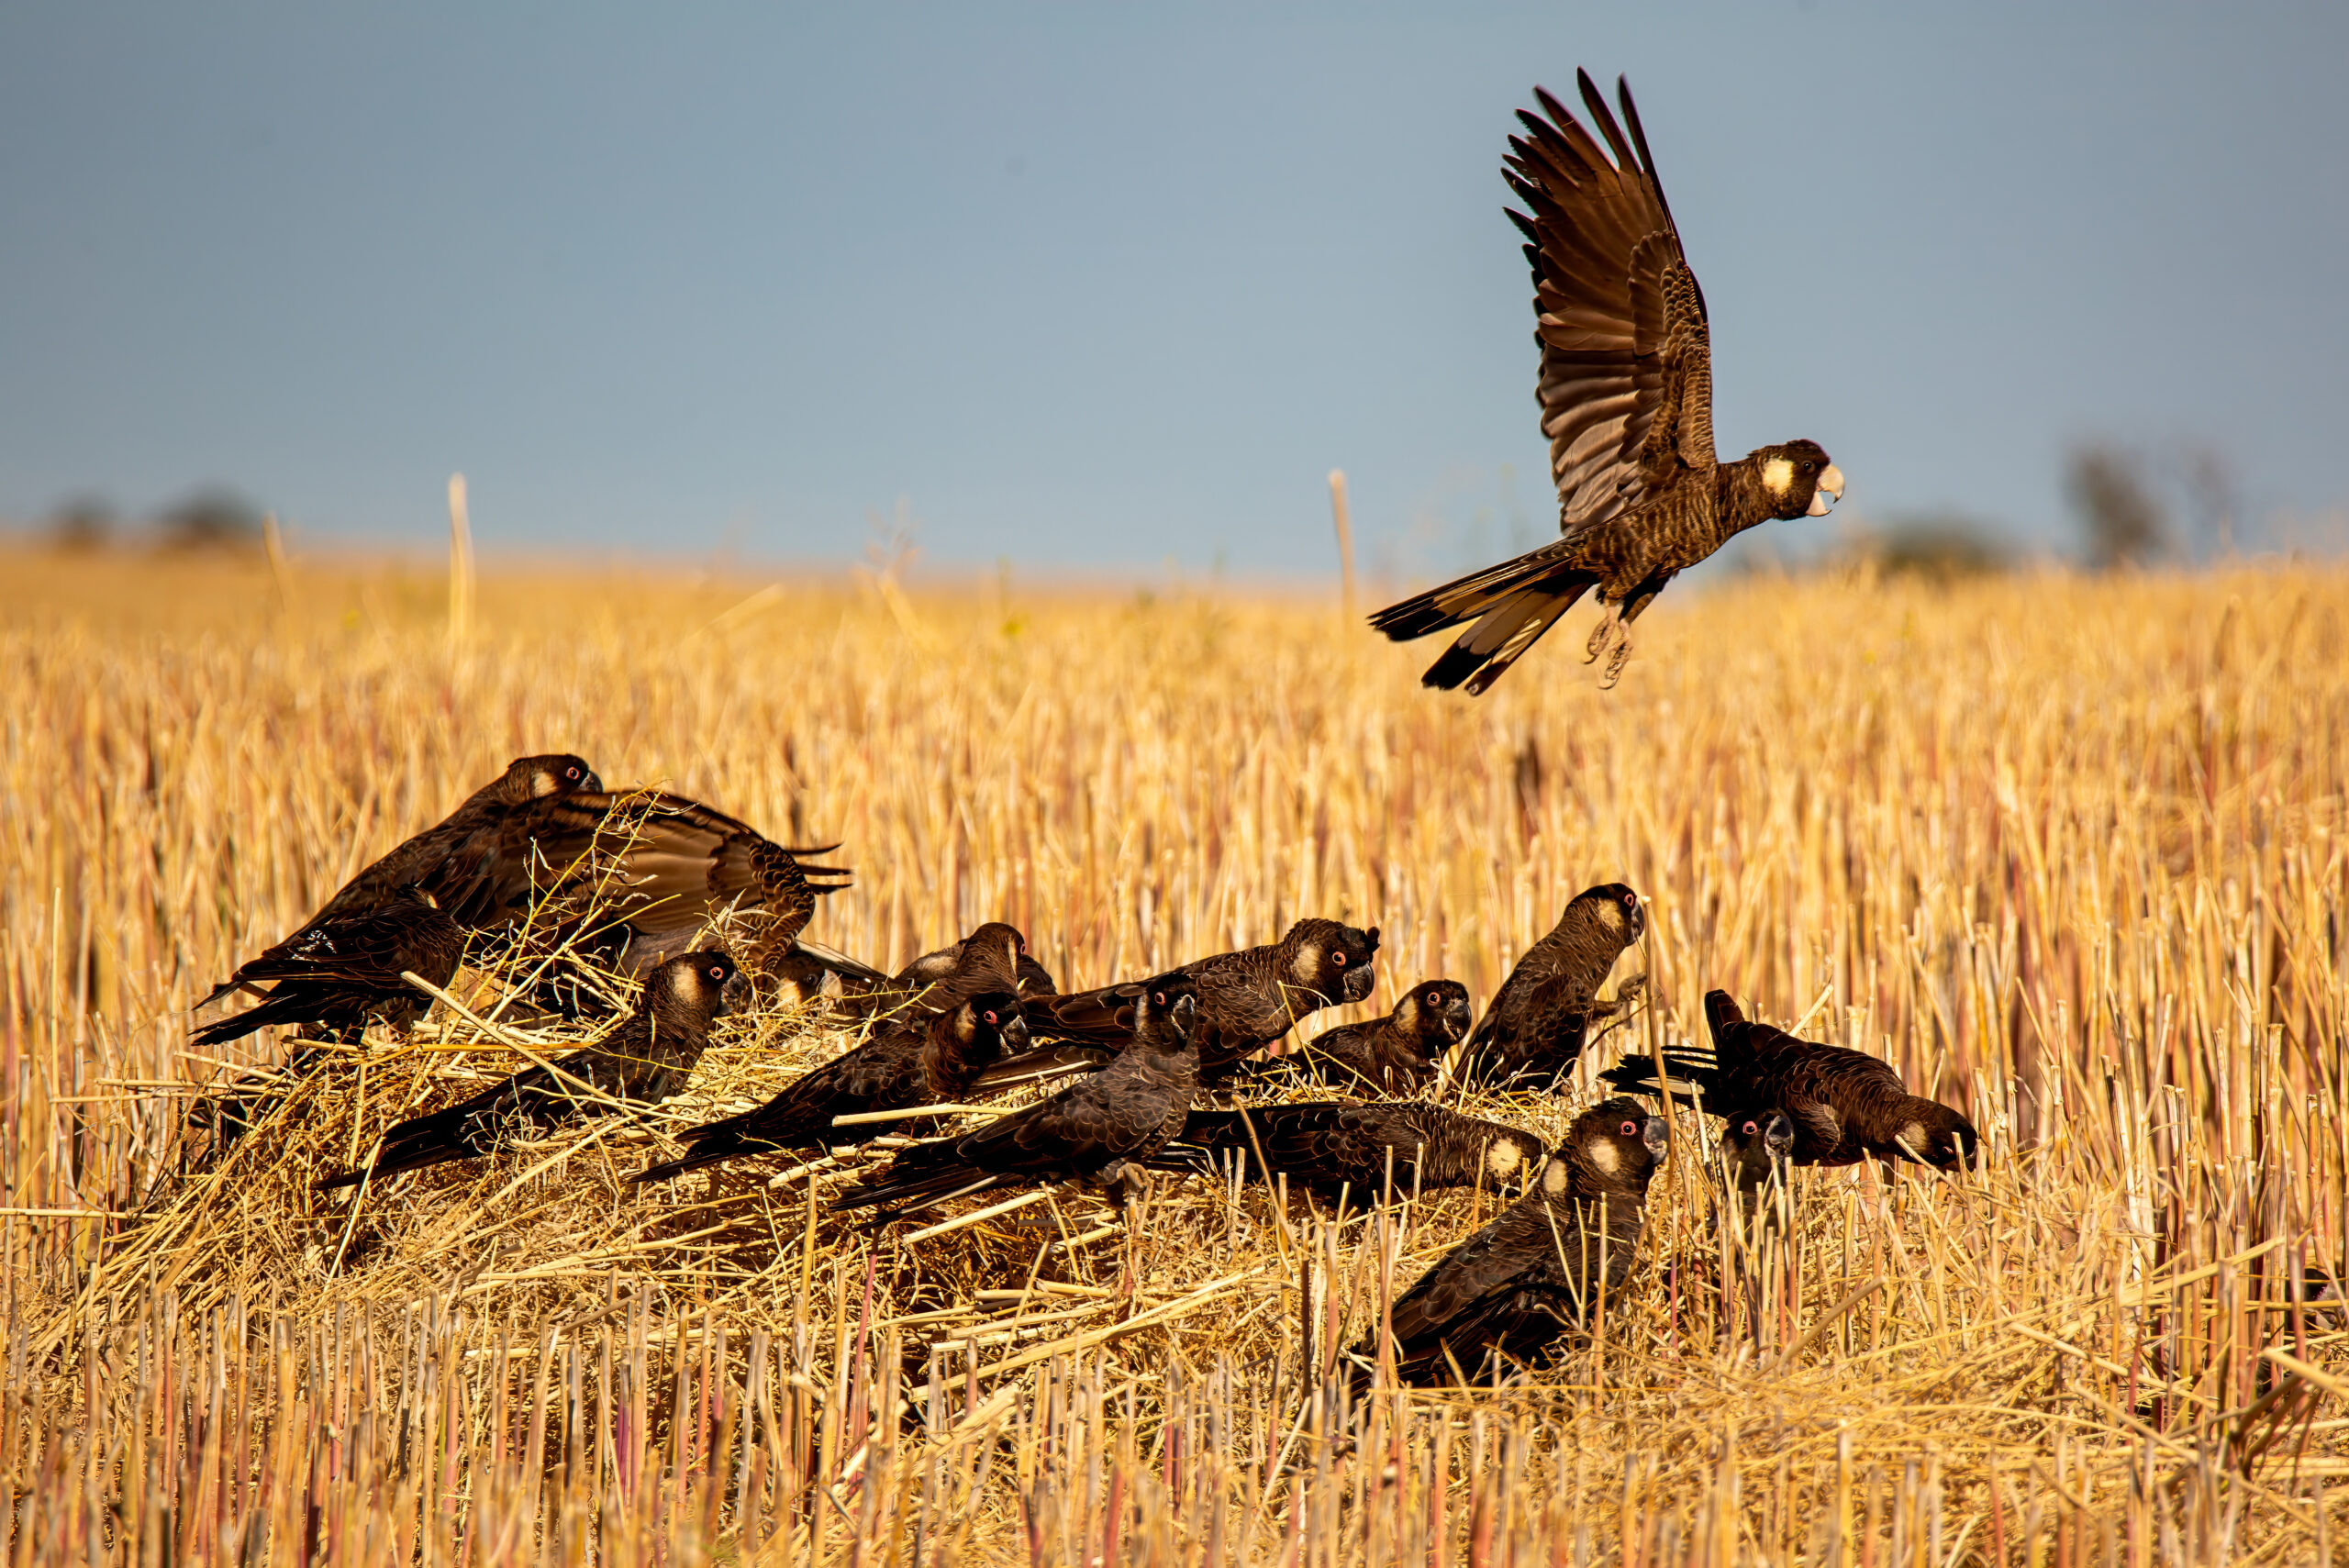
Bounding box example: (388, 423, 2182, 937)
(313, 1105, 479, 1190)
(1701, 990, 1757, 1068)
(790, 937, 889, 986)
(1598, 1052, 1720, 1108)
(194, 975, 249, 1012)
(315, 1138, 467, 1191)
(835, 1165, 1004, 1219)
(1371, 548, 1599, 695)
(1370, 544, 1586, 640)
(629, 1129, 774, 1185)
(191, 992, 316, 1049)
(968, 1043, 1110, 1093)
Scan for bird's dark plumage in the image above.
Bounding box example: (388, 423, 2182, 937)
(836, 974, 1201, 1225)
(629, 991, 1029, 1184)
(1245, 980, 1470, 1094)
(978, 918, 1379, 1089)
(1358, 1097, 1668, 1386)
(1167, 1101, 1543, 1201)
(1603, 991, 1979, 1171)
(517, 790, 854, 999)
(1370, 72, 1842, 694)
(192, 886, 463, 1049)
(1459, 884, 1645, 1089)
(841, 922, 1054, 1023)
(316, 951, 742, 1190)
(198, 753, 600, 1010)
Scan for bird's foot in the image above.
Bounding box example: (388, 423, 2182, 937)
(1589, 972, 1647, 1022)
(1598, 634, 1633, 689)
(1583, 606, 1621, 663)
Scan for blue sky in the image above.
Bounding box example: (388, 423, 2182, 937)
(2, 3, 2343, 578)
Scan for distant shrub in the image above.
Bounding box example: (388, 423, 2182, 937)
(1865, 513, 2013, 583)
(155, 488, 264, 552)
(47, 496, 117, 553)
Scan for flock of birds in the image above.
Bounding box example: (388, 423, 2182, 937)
(196, 752, 1979, 1387)
(190, 72, 1983, 1385)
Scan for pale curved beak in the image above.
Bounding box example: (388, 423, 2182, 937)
(1805, 464, 1846, 517)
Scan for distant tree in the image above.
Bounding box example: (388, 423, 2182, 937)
(2173, 442, 2238, 558)
(155, 488, 264, 552)
(47, 496, 117, 553)
(2065, 443, 2168, 570)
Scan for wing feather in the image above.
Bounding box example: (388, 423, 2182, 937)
(1507, 74, 1715, 534)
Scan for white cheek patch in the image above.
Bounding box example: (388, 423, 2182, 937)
(1486, 1142, 1522, 1179)
(1762, 457, 1794, 496)
(1585, 1140, 1620, 1177)
(1899, 1120, 1928, 1154)
(1542, 1159, 1571, 1195)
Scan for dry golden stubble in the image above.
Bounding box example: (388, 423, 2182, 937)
(0, 550, 2344, 1562)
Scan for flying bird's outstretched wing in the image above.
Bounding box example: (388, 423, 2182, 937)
(1372, 74, 1713, 670)
(1517, 71, 1716, 535)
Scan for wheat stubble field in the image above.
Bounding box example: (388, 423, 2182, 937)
(1, 548, 2344, 1566)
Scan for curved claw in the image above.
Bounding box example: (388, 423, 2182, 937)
(1598, 635, 1632, 689)
(1584, 606, 1620, 663)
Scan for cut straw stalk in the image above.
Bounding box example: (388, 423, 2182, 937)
(829, 1103, 995, 1127)
(963, 1270, 1257, 1384)
(899, 1187, 1059, 1245)
(1328, 469, 1357, 624)
(1787, 983, 1837, 1039)
(446, 471, 473, 645)
(400, 970, 545, 1049)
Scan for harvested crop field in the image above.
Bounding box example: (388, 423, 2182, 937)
(2, 550, 2345, 1565)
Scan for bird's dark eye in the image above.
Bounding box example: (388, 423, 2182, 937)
(1620, 1120, 1639, 1137)
(1330, 952, 1347, 966)
(1425, 990, 1440, 1006)
(708, 965, 725, 981)
(982, 1010, 997, 1025)
(565, 765, 581, 780)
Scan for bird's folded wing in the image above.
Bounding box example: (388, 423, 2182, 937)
(534, 794, 849, 929)
(1029, 981, 1147, 1046)
(1387, 1230, 1516, 1346)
